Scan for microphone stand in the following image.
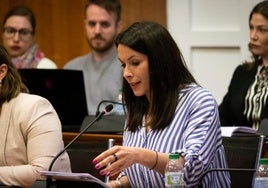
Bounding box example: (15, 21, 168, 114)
(198, 168, 256, 187)
(201, 168, 256, 177)
(46, 104, 113, 188)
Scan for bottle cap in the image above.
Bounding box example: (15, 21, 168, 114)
(259, 158, 268, 165)
(169, 153, 179, 159)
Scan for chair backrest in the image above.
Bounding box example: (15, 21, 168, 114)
(66, 141, 109, 182)
(222, 135, 265, 188)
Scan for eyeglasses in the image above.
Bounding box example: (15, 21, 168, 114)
(3, 27, 33, 41)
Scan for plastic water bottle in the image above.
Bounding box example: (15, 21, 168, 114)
(254, 158, 268, 188)
(165, 153, 185, 188)
(114, 89, 124, 115)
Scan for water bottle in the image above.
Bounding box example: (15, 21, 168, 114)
(114, 89, 124, 115)
(165, 153, 185, 188)
(254, 158, 268, 188)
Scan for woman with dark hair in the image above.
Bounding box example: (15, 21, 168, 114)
(2, 6, 57, 68)
(219, 1, 268, 129)
(0, 45, 70, 187)
(93, 21, 230, 188)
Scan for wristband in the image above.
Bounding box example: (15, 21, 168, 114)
(150, 150, 158, 170)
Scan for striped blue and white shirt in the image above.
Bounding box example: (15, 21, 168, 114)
(120, 84, 231, 188)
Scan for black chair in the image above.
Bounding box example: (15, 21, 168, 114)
(66, 141, 109, 182)
(35, 141, 110, 188)
(222, 135, 265, 188)
(199, 135, 265, 188)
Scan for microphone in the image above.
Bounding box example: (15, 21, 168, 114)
(46, 104, 113, 187)
(95, 100, 123, 117)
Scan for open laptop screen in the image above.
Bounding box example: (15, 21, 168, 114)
(19, 69, 88, 132)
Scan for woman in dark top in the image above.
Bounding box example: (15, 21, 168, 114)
(219, 1, 268, 129)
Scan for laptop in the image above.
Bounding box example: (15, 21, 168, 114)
(19, 69, 88, 132)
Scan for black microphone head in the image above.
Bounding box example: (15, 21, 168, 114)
(105, 104, 113, 113)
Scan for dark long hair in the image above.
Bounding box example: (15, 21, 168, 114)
(116, 21, 196, 132)
(0, 45, 28, 112)
(246, 0, 268, 69)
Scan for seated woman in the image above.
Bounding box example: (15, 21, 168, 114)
(219, 1, 268, 129)
(93, 21, 231, 188)
(0, 45, 70, 187)
(2, 6, 57, 68)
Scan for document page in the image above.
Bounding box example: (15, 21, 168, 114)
(40, 171, 109, 188)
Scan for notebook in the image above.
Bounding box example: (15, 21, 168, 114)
(19, 69, 88, 132)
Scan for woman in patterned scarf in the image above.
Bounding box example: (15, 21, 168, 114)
(2, 6, 57, 69)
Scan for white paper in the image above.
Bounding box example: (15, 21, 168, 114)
(40, 171, 109, 188)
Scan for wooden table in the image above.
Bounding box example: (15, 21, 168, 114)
(62, 132, 268, 158)
(62, 132, 123, 146)
(262, 140, 268, 158)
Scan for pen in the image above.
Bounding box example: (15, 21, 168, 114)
(105, 138, 115, 183)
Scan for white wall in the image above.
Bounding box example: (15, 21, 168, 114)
(166, 0, 262, 104)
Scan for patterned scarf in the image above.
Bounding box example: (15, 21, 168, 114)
(244, 65, 268, 129)
(12, 44, 44, 68)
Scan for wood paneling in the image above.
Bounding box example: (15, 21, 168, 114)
(0, 0, 166, 68)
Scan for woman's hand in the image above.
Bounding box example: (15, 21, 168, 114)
(93, 145, 137, 177)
